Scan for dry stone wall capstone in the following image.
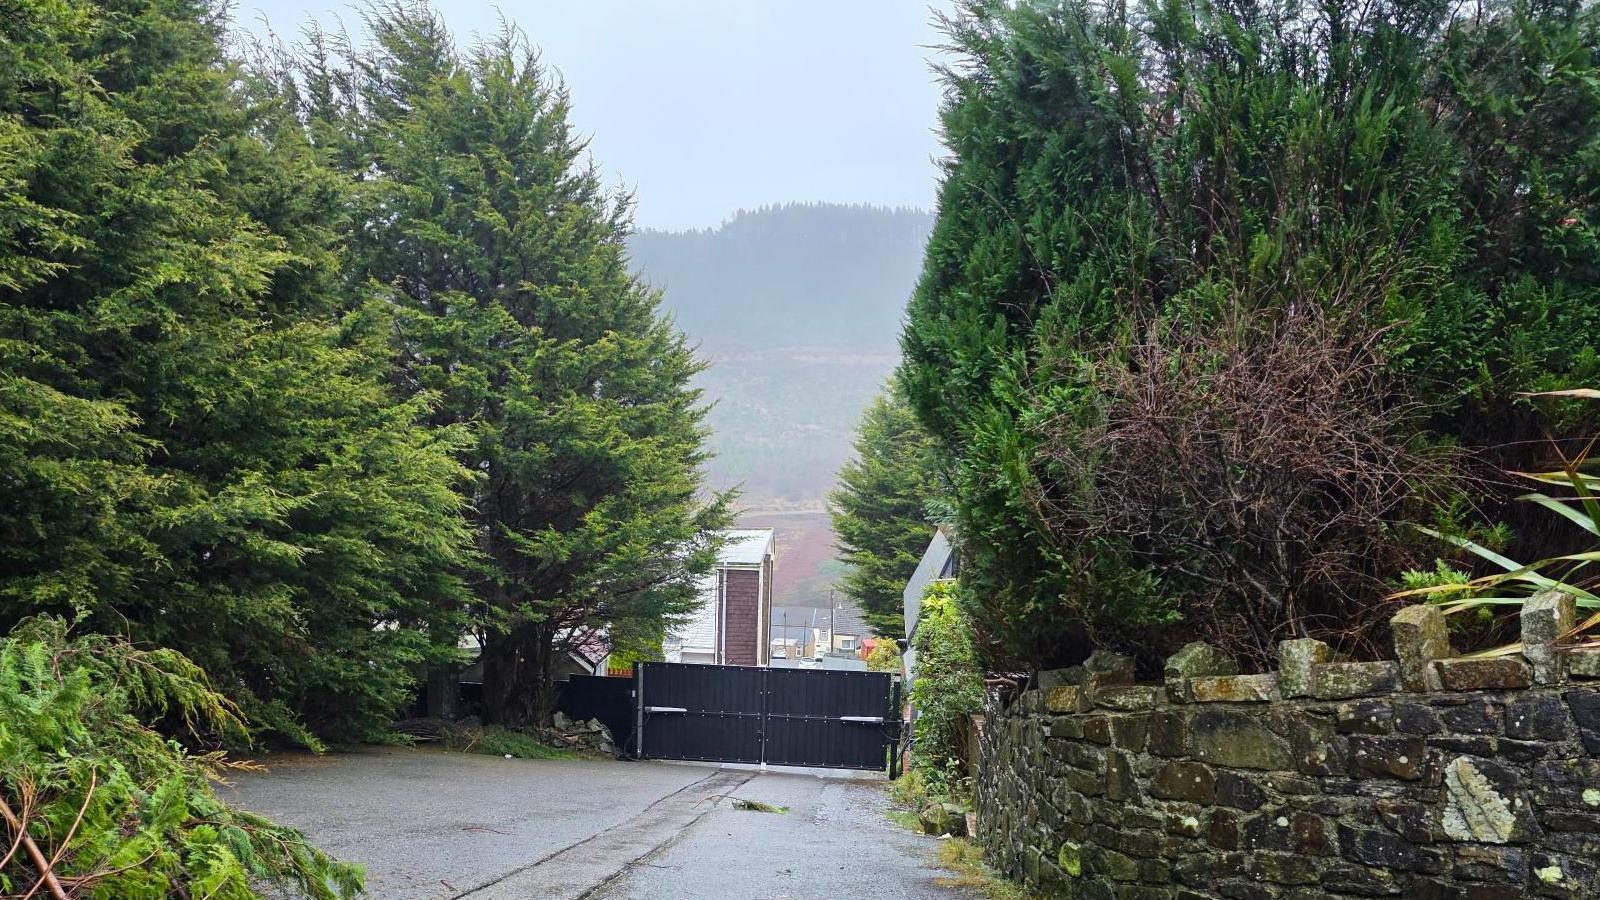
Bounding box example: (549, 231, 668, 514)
(975, 596, 1600, 899)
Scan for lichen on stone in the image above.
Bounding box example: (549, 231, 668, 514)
(1441, 757, 1516, 843)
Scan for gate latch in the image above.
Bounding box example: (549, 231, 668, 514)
(840, 716, 885, 724)
(645, 706, 688, 714)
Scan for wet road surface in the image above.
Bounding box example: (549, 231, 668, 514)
(223, 747, 971, 899)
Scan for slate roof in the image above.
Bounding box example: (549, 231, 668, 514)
(830, 602, 872, 637)
(719, 528, 774, 566)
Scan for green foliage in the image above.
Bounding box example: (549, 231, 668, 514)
(0, 618, 361, 898)
(829, 382, 947, 637)
(286, 5, 728, 727)
(934, 839, 1033, 900)
(901, 0, 1600, 668)
(0, 0, 476, 744)
(1397, 560, 1474, 595)
(866, 638, 903, 672)
(1400, 390, 1600, 651)
(5, 0, 729, 745)
(888, 767, 932, 810)
(909, 582, 983, 794)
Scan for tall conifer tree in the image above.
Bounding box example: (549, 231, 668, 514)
(828, 381, 944, 638)
(0, 0, 474, 743)
(902, 0, 1600, 667)
(311, 7, 727, 726)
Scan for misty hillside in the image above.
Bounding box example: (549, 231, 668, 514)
(630, 203, 933, 354)
(628, 204, 933, 509)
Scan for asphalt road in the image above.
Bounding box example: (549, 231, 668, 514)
(222, 747, 971, 900)
(590, 766, 969, 900)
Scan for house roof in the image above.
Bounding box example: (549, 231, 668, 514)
(771, 605, 827, 627)
(903, 526, 957, 640)
(831, 602, 872, 637)
(718, 528, 774, 566)
(767, 602, 872, 637)
(569, 631, 611, 667)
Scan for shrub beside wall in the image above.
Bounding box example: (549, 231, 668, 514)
(910, 581, 985, 794)
(976, 602, 1600, 898)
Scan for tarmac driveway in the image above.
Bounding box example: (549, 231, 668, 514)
(222, 747, 971, 899)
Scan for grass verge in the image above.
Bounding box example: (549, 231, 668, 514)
(442, 725, 579, 760)
(885, 770, 1034, 899)
(933, 839, 1035, 900)
(887, 808, 922, 832)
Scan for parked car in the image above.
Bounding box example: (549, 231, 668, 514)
(771, 643, 789, 660)
(797, 656, 821, 669)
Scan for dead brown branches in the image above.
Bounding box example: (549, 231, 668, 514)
(1033, 304, 1459, 666)
(1, 781, 71, 900)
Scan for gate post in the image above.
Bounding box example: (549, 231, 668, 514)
(888, 676, 904, 780)
(632, 662, 644, 759)
(758, 665, 769, 769)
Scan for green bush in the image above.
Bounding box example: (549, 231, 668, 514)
(0, 618, 360, 898)
(866, 639, 903, 673)
(909, 583, 984, 795)
(901, 0, 1600, 670)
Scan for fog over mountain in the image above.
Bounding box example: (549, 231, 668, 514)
(629, 203, 933, 510)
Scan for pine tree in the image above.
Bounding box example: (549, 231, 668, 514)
(0, 0, 475, 743)
(828, 382, 945, 638)
(313, 6, 728, 727)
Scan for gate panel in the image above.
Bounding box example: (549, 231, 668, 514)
(557, 674, 635, 751)
(764, 668, 894, 770)
(638, 662, 764, 763)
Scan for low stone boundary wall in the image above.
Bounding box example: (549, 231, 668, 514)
(975, 596, 1600, 898)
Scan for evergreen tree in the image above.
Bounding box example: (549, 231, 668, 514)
(828, 382, 944, 638)
(0, 0, 474, 743)
(902, 0, 1600, 668)
(312, 6, 727, 727)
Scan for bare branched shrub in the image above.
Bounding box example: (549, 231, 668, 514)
(1032, 307, 1460, 667)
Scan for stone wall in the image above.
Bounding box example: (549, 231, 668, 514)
(975, 597, 1600, 898)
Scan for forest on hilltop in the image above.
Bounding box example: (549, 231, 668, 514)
(629, 204, 933, 506)
(630, 203, 932, 354)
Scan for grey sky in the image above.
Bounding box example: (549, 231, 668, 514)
(236, 1, 953, 231)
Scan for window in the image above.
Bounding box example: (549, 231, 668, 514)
(839, 635, 856, 650)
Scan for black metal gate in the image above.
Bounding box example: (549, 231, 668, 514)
(557, 674, 636, 751)
(635, 662, 900, 772)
